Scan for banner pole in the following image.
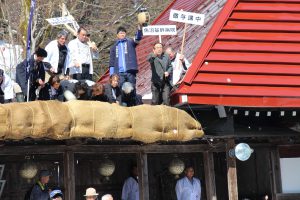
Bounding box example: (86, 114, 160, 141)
(180, 23, 187, 55)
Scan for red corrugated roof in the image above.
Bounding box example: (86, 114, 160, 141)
(99, 0, 226, 98)
(172, 0, 300, 108)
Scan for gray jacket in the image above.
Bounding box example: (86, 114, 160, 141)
(148, 53, 173, 86)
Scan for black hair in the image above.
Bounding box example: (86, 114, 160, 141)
(117, 26, 127, 34)
(48, 75, 61, 86)
(77, 27, 87, 34)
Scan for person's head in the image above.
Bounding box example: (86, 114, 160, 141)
(50, 189, 63, 200)
(35, 48, 48, 62)
(92, 83, 105, 96)
(84, 188, 99, 200)
(39, 170, 50, 184)
(74, 81, 88, 98)
(101, 194, 113, 200)
(116, 26, 127, 40)
(121, 82, 134, 95)
(165, 47, 175, 60)
(153, 43, 163, 56)
(0, 69, 4, 83)
(109, 74, 120, 88)
(184, 166, 195, 180)
(131, 165, 138, 177)
(57, 30, 68, 46)
(77, 27, 88, 43)
(48, 75, 61, 90)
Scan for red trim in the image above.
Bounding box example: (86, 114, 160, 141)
(183, 0, 239, 85)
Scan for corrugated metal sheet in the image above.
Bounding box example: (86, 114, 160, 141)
(172, 0, 300, 107)
(99, 0, 226, 98)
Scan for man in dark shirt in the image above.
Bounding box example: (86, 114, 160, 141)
(148, 43, 172, 105)
(30, 170, 51, 200)
(16, 48, 47, 101)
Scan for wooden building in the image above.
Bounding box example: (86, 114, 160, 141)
(1, 0, 300, 200)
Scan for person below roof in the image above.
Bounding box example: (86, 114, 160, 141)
(148, 43, 172, 106)
(121, 165, 139, 200)
(44, 30, 69, 82)
(101, 194, 113, 200)
(16, 47, 47, 101)
(84, 187, 99, 200)
(30, 170, 51, 200)
(175, 166, 201, 200)
(50, 189, 63, 200)
(165, 47, 191, 87)
(68, 27, 93, 81)
(109, 25, 143, 90)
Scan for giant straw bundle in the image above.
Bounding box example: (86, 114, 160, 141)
(0, 101, 203, 143)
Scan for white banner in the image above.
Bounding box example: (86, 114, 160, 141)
(169, 9, 205, 25)
(46, 16, 74, 26)
(142, 25, 177, 36)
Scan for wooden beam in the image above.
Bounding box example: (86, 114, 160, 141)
(203, 151, 217, 200)
(137, 152, 149, 200)
(226, 139, 238, 200)
(0, 144, 219, 155)
(277, 193, 300, 200)
(64, 151, 75, 200)
(270, 147, 282, 200)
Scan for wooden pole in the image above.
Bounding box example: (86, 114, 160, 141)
(203, 151, 217, 200)
(159, 35, 162, 43)
(180, 23, 188, 55)
(226, 139, 238, 200)
(137, 152, 149, 200)
(63, 151, 75, 200)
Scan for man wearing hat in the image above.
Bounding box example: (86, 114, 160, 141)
(50, 189, 63, 200)
(84, 187, 99, 200)
(16, 47, 47, 101)
(30, 170, 51, 200)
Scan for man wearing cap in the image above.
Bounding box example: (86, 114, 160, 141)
(84, 187, 99, 200)
(30, 170, 51, 200)
(50, 189, 63, 200)
(109, 25, 143, 90)
(101, 194, 113, 200)
(68, 27, 93, 81)
(16, 47, 47, 101)
(0, 69, 14, 104)
(44, 30, 69, 81)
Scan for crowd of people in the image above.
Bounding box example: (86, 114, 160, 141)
(0, 24, 191, 106)
(27, 165, 201, 200)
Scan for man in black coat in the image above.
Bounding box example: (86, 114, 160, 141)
(38, 75, 64, 101)
(104, 74, 121, 104)
(148, 43, 172, 105)
(16, 48, 48, 101)
(30, 170, 51, 200)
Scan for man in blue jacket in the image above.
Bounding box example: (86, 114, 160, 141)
(109, 25, 143, 90)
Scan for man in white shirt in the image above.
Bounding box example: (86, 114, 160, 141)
(68, 27, 93, 80)
(44, 31, 69, 81)
(121, 165, 139, 200)
(165, 47, 191, 86)
(175, 166, 201, 200)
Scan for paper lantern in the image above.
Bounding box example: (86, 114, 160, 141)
(168, 158, 185, 179)
(98, 159, 115, 180)
(19, 162, 38, 180)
